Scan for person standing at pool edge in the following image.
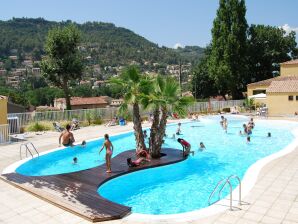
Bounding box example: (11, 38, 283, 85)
(99, 134, 114, 173)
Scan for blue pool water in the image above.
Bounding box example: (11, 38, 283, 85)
(98, 116, 297, 214)
(16, 115, 297, 215)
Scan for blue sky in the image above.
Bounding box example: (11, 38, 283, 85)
(1, 0, 298, 48)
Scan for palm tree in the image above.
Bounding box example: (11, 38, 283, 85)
(110, 66, 151, 151)
(142, 76, 195, 158)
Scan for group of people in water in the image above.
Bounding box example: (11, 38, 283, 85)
(58, 114, 272, 173)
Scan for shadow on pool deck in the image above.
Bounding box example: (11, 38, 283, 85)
(1, 148, 185, 222)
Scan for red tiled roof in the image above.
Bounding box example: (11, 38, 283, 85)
(280, 59, 298, 65)
(56, 97, 108, 106)
(247, 76, 298, 87)
(267, 80, 298, 93)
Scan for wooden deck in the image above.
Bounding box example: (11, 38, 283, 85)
(1, 148, 185, 222)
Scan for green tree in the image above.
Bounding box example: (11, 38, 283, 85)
(208, 0, 248, 99)
(247, 25, 297, 83)
(143, 76, 194, 158)
(110, 66, 151, 151)
(41, 24, 84, 110)
(192, 50, 218, 99)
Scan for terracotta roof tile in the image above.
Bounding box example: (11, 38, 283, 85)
(56, 97, 108, 106)
(247, 76, 298, 87)
(281, 59, 298, 65)
(267, 80, 298, 93)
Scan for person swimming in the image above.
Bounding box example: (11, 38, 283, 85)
(143, 130, 148, 138)
(99, 134, 114, 173)
(176, 123, 182, 135)
(73, 157, 78, 164)
(199, 142, 206, 151)
(248, 118, 255, 129)
(222, 118, 228, 133)
(81, 140, 86, 148)
(220, 116, 225, 126)
(59, 124, 75, 147)
(268, 132, 271, 137)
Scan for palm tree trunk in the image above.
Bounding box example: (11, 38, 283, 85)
(149, 108, 160, 158)
(132, 103, 146, 151)
(155, 107, 168, 156)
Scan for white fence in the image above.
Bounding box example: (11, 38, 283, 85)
(7, 100, 244, 133)
(188, 100, 244, 113)
(0, 124, 10, 144)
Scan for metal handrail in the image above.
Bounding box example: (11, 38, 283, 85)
(26, 142, 40, 157)
(208, 178, 226, 205)
(208, 175, 242, 211)
(20, 142, 39, 159)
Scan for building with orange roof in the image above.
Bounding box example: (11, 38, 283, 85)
(247, 59, 298, 116)
(54, 96, 110, 110)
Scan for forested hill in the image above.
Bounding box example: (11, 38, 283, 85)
(0, 18, 204, 66)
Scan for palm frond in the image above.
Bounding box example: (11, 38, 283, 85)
(118, 103, 128, 115)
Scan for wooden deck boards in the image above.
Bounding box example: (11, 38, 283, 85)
(1, 148, 185, 222)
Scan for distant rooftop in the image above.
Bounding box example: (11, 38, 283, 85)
(56, 97, 109, 106)
(281, 59, 298, 65)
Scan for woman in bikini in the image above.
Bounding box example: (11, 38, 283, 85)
(99, 134, 114, 173)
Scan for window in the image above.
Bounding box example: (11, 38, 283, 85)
(288, 96, 293, 101)
(296, 96, 298, 101)
(253, 90, 266, 95)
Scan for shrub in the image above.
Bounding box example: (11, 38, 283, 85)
(222, 107, 231, 113)
(26, 121, 53, 132)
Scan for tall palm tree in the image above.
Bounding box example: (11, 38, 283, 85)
(110, 66, 151, 151)
(142, 76, 195, 158)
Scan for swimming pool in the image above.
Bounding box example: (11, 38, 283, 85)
(98, 116, 298, 215)
(13, 115, 298, 215)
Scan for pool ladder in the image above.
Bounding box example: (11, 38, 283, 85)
(20, 142, 40, 159)
(208, 175, 242, 211)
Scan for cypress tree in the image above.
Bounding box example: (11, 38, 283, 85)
(208, 0, 248, 99)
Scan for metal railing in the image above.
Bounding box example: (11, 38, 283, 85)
(208, 175, 242, 211)
(7, 100, 244, 133)
(20, 142, 39, 159)
(0, 124, 10, 144)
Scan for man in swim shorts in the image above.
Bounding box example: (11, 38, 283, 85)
(59, 124, 75, 147)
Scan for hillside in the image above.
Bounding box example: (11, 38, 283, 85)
(0, 18, 204, 67)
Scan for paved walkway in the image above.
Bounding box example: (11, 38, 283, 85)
(0, 120, 298, 224)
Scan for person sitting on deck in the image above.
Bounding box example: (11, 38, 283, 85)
(127, 157, 148, 167)
(177, 138, 194, 157)
(136, 149, 151, 160)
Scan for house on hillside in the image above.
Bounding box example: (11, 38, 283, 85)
(247, 59, 298, 116)
(54, 97, 110, 110)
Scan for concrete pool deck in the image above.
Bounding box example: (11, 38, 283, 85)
(0, 118, 298, 224)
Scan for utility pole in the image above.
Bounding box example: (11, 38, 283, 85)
(179, 59, 182, 96)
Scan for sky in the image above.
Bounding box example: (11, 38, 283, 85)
(1, 0, 298, 48)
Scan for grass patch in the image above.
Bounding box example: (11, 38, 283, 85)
(26, 121, 53, 132)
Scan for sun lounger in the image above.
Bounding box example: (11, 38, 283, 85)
(53, 122, 64, 132)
